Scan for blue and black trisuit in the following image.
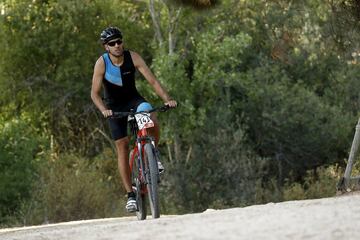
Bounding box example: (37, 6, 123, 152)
(102, 50, 152, 140)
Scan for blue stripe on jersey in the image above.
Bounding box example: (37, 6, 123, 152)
(103, 53, 123, 86)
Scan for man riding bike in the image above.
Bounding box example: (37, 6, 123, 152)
(91, 27, 177, 212)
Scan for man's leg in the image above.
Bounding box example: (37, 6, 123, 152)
(115, 137, 132, 192)
(114, 137, 136, 211)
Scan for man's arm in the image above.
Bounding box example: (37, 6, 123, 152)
(130, 51, 177, 107)
(91, 57, 113, 117)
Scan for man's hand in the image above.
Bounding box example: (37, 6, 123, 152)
(165, 100, 177, 108)
(102, 109, 113, 118)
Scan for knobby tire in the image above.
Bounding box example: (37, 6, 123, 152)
(130, 150, 147, 220)
(144, 143, 160, 219)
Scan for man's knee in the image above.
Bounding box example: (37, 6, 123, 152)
(115, 137, 129, 151)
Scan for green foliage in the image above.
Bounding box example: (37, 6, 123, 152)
(190, 29, 252, 133)
(161, 122, 267, 212)
(172, 0, 219, 9)
(32, 152, 123, 224)
(147, 0, 360, 212)
(0, 114, 48, 224)
(1, 0, 360, 226)
(151, 53, 196, 141)
(0, 0, 152, 153)
(237, 64, 355, 178)
(283, 166, 341, 200)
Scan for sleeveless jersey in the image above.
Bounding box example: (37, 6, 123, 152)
(102, 50, 145, 109)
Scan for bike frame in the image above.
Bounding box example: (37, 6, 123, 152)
(128, 119, 156, 194)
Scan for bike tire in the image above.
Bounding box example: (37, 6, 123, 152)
(130, 150, 147, 220)
(135, 178, 147, 220)
(144, 143, 160, 219)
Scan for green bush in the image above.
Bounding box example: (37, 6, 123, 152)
(0, 114, 47, 224)
(34, 153, 124, 224)
(236, 63, 355, 180)
(159, 108, 268, 212)
(283, 165, 341, 201)
(2, 147, 128, 227)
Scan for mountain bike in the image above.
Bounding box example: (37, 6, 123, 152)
(111, 105, 173, 220)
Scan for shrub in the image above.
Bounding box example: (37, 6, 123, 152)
(35, 153, 125, 223)
(283, 165, 342, 201)
(0, 115, 47, 225)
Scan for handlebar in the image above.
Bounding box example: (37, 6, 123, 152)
(109, 105, 174, 119)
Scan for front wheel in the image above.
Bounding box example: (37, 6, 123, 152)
(144, 143, 160, 219)
(135, 178, 147, 220)
(130, 150, 147, 220)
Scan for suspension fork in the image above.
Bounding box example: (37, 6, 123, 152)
(139, 128, 156, 148)
(137, 136, 156, 184)
(129, 141, 146, 184)
(136, 141, 145, 182)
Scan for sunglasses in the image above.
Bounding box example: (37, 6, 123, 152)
(107, 39, 123, 47)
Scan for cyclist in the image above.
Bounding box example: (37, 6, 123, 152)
(91, 27, 177, 212)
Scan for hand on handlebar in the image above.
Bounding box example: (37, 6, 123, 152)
(102, 109, 113, 118)
(165, 100, 177, 108)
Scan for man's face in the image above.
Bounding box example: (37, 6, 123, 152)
(106, 38, 124, 57)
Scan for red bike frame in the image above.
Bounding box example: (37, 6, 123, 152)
(129, 124, 154, 195)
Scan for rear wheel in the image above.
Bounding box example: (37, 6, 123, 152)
(144, 143, 160, 219)
(130, 150, 147, 220)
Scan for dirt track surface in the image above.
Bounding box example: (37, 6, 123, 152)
(1, 193, 360, 240)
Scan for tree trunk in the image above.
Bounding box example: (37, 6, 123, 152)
(167, 5, 182, 54)
(149, 0, 164, 46)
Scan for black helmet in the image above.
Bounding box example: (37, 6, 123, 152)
(100, 27, 123, 44)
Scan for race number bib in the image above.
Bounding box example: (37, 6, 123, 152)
(135, 113, 154, 130)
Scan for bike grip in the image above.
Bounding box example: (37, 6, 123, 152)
(159, 105, 171, 112)
(110, 112, 128, 118)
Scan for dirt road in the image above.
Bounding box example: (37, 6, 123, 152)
(1, 193, 359, 240)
